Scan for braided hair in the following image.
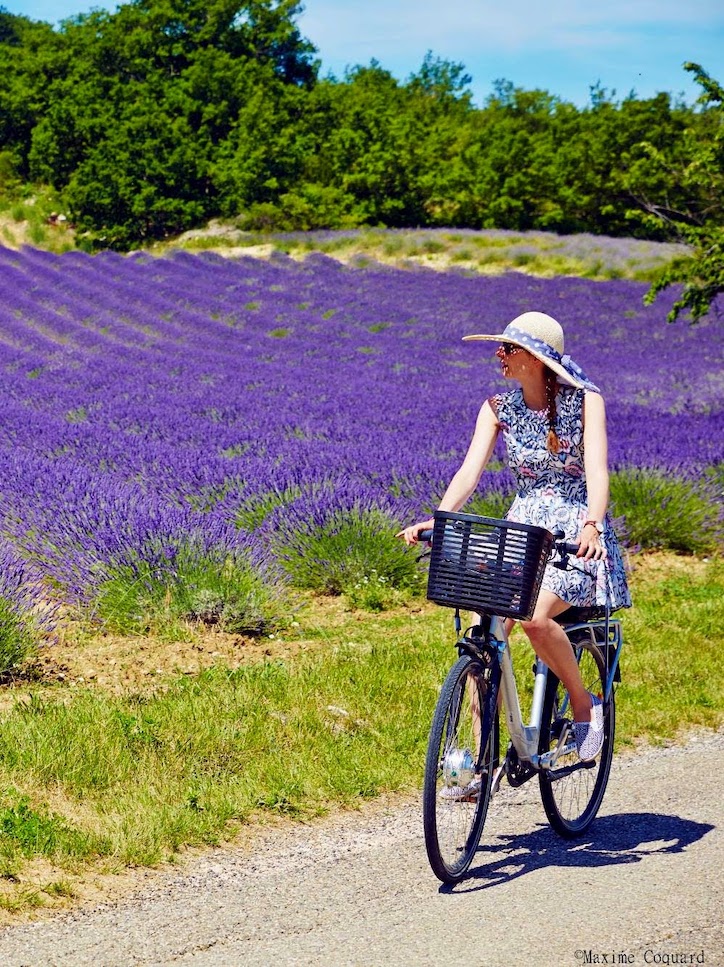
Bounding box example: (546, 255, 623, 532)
(545, 368, 561, 453)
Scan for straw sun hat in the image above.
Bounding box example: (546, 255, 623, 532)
(463, 311, 599, 392)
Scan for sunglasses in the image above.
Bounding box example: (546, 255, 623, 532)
(499, 342, 520, 355)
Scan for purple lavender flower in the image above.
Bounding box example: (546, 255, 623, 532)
(0, 242, 719, 613)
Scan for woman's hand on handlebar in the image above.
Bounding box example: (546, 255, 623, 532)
(576, 523, 608, 562)
(396, 519, 435, 545)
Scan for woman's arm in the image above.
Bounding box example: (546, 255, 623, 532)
(397, 400, 500, 544)
(438, 399, 500, 511)
(579, 391, 609, 560)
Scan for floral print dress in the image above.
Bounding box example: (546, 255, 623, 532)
(492, 386, 631, 611)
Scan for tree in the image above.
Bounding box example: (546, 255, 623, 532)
(633, 64, 724, 322)
(0, 9, 60, 177)
(19, 0, 319, 247)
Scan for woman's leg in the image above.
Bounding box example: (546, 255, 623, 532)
(518, 590, 593, 723)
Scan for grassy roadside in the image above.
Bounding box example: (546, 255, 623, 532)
(0, 551, 721, 917)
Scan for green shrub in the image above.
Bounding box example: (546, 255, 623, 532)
(466, 489, 516, 521)
(95, 544, 289, 637)
(0, 150, 22, 195)
(610, 468, 721, 554)
(0, 597, 38, 675)
(705, 462, 724, 494)
(238, 185, 364, 233)
(275, 506, 425, 596)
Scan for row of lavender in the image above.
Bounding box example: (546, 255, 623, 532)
(0, 244, 721, 640)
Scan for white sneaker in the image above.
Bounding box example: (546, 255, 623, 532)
(439, 775, 482, 801)
(574, 693, 604, 761)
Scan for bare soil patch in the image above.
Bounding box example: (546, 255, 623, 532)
(0, 593, 431, 707)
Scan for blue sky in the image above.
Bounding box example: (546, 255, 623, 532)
(4, 0, 723, 108)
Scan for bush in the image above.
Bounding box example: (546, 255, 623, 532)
(466, 488, 516, 521)
(273, 504, 424, 596)
(234, 485, 303, 531)
(0, 150, 22, 196)
(0, 597, 37, 674)
(610, 467, 721, 554)
(238, 184, 365, 233)
(0, 542, 54, 675)
(94, 541, 289, 637)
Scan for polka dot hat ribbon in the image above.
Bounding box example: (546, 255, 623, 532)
(505, 325, 601, 393)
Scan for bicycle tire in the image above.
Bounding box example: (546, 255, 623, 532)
(538, 638, 615, 837)
(423, 653, 498, 883)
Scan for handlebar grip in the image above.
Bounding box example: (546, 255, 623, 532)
(560, 542, 580, 556)
(418, 529, 434, 543)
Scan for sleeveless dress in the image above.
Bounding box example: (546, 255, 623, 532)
(492, 386, 631, 611)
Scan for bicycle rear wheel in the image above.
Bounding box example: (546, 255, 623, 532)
(538, 638, 615, 837)
(423, 653, 498, 883)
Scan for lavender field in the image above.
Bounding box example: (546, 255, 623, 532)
(0, 244, 722, 646)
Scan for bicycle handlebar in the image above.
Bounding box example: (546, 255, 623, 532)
(557, 542, 581, 556)
(416, 528, 580, 558)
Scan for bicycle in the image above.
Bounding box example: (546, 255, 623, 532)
(419, 510, 623, 884)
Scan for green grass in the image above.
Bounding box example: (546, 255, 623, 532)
(0, 552, 720, 911)
(0, 610, 453, 868)
(614, 556, 724, 745)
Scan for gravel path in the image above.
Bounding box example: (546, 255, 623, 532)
(1, 731, 722, 967)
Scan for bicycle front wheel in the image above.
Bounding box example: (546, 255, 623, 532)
(423, 654, 498, 883)
(538, 638, 615, 837)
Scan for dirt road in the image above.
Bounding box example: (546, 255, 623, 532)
(1, 731, 722, 967)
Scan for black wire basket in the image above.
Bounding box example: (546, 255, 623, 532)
(426, 511, 554, 620)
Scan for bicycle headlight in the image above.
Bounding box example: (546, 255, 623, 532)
(443, 748, 476, 788)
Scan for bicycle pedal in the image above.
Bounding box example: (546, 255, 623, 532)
(550, 718, 571, 741)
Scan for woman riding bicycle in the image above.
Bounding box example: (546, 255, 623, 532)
(398, 311, 631, 762)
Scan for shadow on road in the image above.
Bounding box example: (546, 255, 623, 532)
(443, 812, 715, 893)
